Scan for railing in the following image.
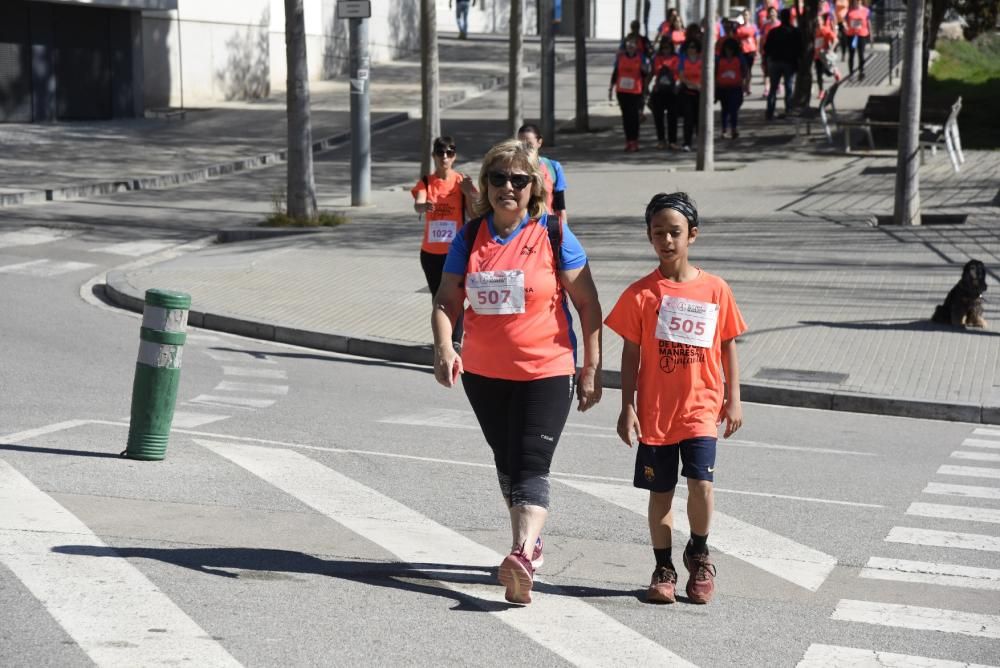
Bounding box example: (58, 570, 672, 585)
(872, 1, 906, 85)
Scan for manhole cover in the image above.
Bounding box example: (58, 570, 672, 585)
(755, 368, 849, 384)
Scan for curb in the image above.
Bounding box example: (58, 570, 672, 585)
(104, 269, 1000, 425)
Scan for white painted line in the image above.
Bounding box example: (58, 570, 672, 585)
(923, 482, 1000, 500)
(221, 366, 288, 379)
(557, 478, 837, 591)
(797, 643, 997, 668)
(0, 226, 73, 248)
(188, 394, 276, 409)
(381, 411, 875, 455)
(0, 460, 241, 667)
(886, 527, 1000, 552)
(196, 440, 696, 667)
(88, 240, 176, 256)
(907, 502, 1000, 524)
(831, 599, 1000, 639)
(0, 420, 94, 444)
(203, 349, 276, 364)
(860, 557, 1000, 591)
(708, 487, 884, 508)
(973, 427, 1000, 438)
(938, 465, 1000, 480)
(962, 438, 1000, 450)
(952, 450, 1000, 462)
(169, 411, 231, 429)
(213, 381, 289, 395)
(0, 259, 96, 277)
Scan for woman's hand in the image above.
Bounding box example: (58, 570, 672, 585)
(576, 366, 602, 412)
(434, 344, 463, 388)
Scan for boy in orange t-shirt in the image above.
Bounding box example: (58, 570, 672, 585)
(604, 192, 747, 605)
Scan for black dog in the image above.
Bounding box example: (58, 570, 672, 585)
(932, 259, 988, 328)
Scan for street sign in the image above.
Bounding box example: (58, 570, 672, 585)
(337, 0, 371, 19)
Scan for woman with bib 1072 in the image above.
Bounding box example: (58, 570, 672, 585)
(431, 139, 603, 605)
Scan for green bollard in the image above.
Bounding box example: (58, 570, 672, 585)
(123, 289, 191, 461)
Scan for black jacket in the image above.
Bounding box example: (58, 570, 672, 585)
(763, 25, 803, 65)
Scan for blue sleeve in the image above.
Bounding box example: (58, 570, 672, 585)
(552, 160, 567, 193)
(559, 222, 587, 271)
(442, 228, 470, 275)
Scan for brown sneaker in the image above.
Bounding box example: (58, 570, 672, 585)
(498, 548, 534, 605)
(646, 565, 678, 604)
(682, 550, 717, 604)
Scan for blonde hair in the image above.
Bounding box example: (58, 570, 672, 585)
(473, 138, 546, 219)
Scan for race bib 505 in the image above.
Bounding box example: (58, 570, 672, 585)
(655, 296, 719, 348)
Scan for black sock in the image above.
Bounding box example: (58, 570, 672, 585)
(688, 533, 709, 555)
(653, 547, 673, 569)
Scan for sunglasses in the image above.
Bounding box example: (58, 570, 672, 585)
(487, 172, 532, 190)
(434, 148, 457, 157)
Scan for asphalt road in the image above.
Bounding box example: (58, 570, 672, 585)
(1, 225, 998, 667)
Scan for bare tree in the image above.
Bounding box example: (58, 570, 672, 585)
(696, 0, 715, 171)
(574, 0, 590, 131)
(420, 0, 441, 176)
(792, 0, 821, 109)
(893, 0, 925, 225)
(284, 0, 317, 220)
(508, 0, 524, 135)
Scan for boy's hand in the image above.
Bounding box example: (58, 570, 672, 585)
(576, 366, 602, 412)
(617, 405, 642, 448)
(718, 398, 743, 438)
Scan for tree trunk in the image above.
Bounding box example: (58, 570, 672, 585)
(574, 0, 590, 131)
(792, 0, 820, 109)
(509, 0, 524, 135)
(924, 0, 947, 77)
(284, 0, 317, 220)
(696, 0, 715, 171)
(541, 0, 556, 143)
(893, 0, 925, 226)
(420, 0, 440, 176)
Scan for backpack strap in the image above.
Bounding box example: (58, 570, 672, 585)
(539, 157, 555, 184)
(546, 213, 563, 271)
(462, 216, 485, 246)
(422, 175, 429, 188)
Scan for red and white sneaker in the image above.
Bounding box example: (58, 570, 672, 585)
(531, 536, 543, 570)
(498, 548, 535, 604)
(683, 549, 717, 604)
(646, 565, 678, 604)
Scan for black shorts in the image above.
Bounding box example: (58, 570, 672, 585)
(633, 437, 717, 493)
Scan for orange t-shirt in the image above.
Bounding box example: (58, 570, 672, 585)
(605, 268, 747, 445)
(411, 171, 466, 254)
(834, 0, 849, 24)
(459, 217, 576, 381)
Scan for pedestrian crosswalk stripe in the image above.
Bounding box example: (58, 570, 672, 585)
(797, 643, 998, 668)
(907, 502, 1000, 524)
(221, 366, 288, 379)
(202, 349, 277, 364)
(0, 226, 73, 248)
(885, 526, 1000, 552)
(187, 394, 276, 409)
(169, 411, 231, 428)
(0, 460, 241, 668)
(952, 450, 1000, 462)
(195, 439, 697, 667)
(973, 428, 1000, 438)
(557, 478, 837, 592)
(87, 240, 176, 256)
(0, 259, 96, 277)
(860, 557, 1000, 591)
(213, 381, 289, 395)
(923, 482, 1000, 500)
(963, 438, 1000, 450)
(938, 465, 1000, 480)
(831, 599, 1000, 639)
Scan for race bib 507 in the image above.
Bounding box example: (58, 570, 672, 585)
(466, 270, 526, 315)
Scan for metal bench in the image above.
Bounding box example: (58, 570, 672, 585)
(792, 72, 854, 143)
(919, 96, 964, 172)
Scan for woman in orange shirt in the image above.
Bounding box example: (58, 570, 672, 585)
(844, 0, 871, 80)
(431, 139, 602, 605)
(609, 36, 650, 152)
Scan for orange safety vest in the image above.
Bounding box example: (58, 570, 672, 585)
(845, 6, 869, 36)
(716, 56, 743, 87)
(834, 0, 849, 24)
(615, 53, 644, 95)
(652, 53, 680, 88)
(814, 25, 836, 59)
(681, 57, 703, 90)
(670, 29, 686, 46)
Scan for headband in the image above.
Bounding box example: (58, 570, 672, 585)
(645, 192, 699, 228)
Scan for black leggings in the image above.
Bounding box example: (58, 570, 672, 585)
(680, 90, 699, 146)
(462, 372, 574, 509)
(420, 250, 463, 343)
(649, 88, 678, 143)
(616, 91, 644, 141)
(848, 36, 866, 75)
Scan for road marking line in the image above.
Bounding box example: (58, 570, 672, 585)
(907, 502, 1000, 524)
(797, 643, 997, 668)
(860, 557, 1000, 591)
(213, 381, 289, 395)
(169, 411, 231, 428)
(87, 240, 177, 256)
(963, 438, 1000, 450)
(0, 227, 73, 248)
(923, 482, 1000, 500)
(973, 428, 1000, 438)
(886, 527, 1000, 552)
(380, 410, 876, 455)
(831, 599, 1000, 639)
(0, 420, 94, 444)
(0, 460, 241, 668)
(202, 350, 276, 364)
(188, 394, 276, 409)
(938, 465, 1000, 480)
(221, 367, 288, 379)
(952, 450, 1000, 463)
(195, 440, 696, 667)
(557, 478, 837, 591)
(0, 259, 96, 276)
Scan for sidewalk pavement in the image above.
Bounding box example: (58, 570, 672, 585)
(3, 34, 999, 423)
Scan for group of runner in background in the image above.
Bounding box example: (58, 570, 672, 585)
(610, 0, 871, 151)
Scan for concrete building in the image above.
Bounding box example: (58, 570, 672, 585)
(0, 0, 700, 121)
